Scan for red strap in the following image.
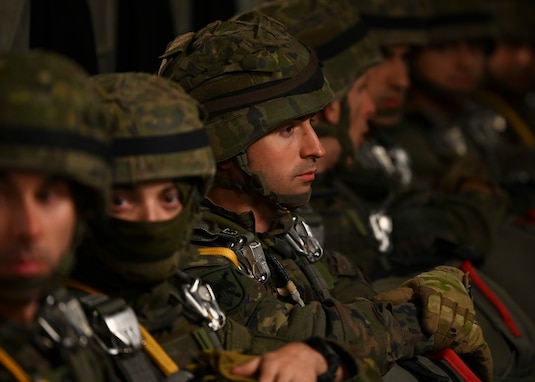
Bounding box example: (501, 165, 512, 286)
(427, 348, 481, 382)
(460, 260, 522, 338)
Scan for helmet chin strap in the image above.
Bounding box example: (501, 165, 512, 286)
(235, 152, 311, 209)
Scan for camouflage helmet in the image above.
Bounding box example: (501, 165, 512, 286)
(236, 0, 382, 99)
(86, 72, 215, 284)
(91, 72, 215, 195)
(158, 13, 333, 162)
(0, 51, 111, 211)
(426, 0, 497, 45)
(356, 0, 430, 46)
(491, 0, 535, 42)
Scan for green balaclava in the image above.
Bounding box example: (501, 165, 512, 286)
(87, 72, 215, 284)
(0, 51, 112, 297)
(159, 13, 333, 209)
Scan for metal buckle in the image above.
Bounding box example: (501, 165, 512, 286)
(179, 278, 226, 331)
(369, 210, 393, 254)
(286, 216, 324, 262)
(80, 295, 142, 355)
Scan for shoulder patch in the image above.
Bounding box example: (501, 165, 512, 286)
(201, 266, 245, 313)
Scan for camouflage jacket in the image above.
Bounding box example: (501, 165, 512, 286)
(71, 245, 282, 381)
(0, 287, 113, 382)
(185, 199, 435, 373)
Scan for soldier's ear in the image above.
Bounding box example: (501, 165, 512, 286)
(322, 100, 341, 125)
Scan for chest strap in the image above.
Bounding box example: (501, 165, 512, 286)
(64, 279, 180, 377)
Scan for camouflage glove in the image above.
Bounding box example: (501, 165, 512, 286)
(198, 350, 257, 382)
(372, 266, 478, 350)
(372, 266, 493, 380)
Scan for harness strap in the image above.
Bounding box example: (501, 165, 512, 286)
(198, 247, 239, 267)
(460, 260, 523, 337)
(63, 279, 181, 376)
(138, 325, 179, 377)
(0, 346, 37, 382)
(427, 348, 481, 382)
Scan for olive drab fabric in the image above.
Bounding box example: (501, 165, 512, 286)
(158, 13, 333, 163)
(241, 0, 382, 99)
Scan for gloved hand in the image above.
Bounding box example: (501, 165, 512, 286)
(372, 266, 493, 381)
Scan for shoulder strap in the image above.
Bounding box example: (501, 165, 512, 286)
(64, 279, 180, 378)
(0, 346, 35, 382)
(198, 247, 239, 267)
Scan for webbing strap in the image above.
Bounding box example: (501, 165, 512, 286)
(138, 325, 179, 376)
(0, 346, 36, 382)
(427, 348, 481, 382)
(460, 260, 523, 337)
(63, 279, 181, 376)
(198, 247, 239, 267)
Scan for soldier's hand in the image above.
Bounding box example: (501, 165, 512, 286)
(373, 266, 478, 351)
(231, 342, 340, 382)
(372, 266, 493, 380)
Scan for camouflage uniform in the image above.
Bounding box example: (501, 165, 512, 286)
(69, 72, 381, 381)
(159, 12, 490, 380)
(0, 51, 114, 381)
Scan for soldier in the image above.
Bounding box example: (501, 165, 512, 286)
(158, 13, 492, 381)
(483, 0, 535, 145)
(0, 51, 114, 381)
(69, 72, 381, 382)
(249, 1, 498, 380)
(480, 0, 535, 215)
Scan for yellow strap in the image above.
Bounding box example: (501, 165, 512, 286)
(198, 247, 240, 267)
(0, 346, 38, 382)
(138, 325, 179, 376)
(477, 90, 535, 148)
(63, 279, 180, 376)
